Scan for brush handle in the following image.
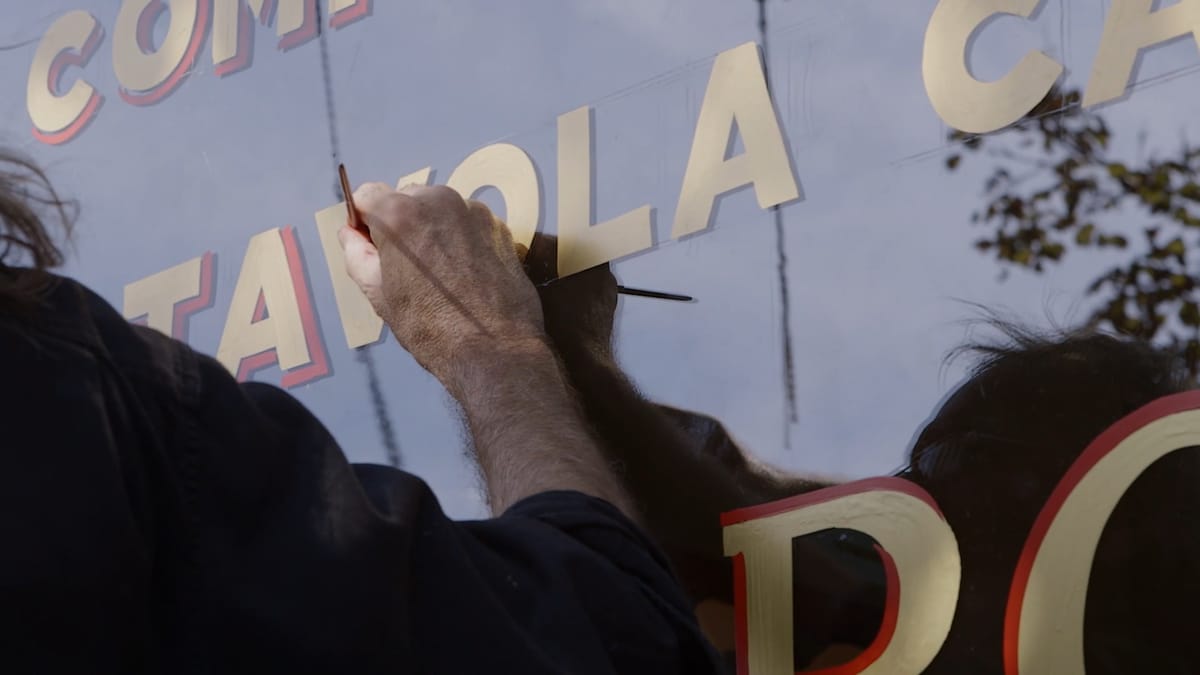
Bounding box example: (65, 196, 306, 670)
(616, 286, 694, 302)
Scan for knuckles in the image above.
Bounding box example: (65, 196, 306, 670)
(358, 184, 472, 238)
(412, 184, 470, 217)
(465, 199, 497, 227)
(359, 191, 417, 235)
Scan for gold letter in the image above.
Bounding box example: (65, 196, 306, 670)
(672, 42, 800, 240)
(27, 11, 105, 145)
(212, 0, 319, 77)
(1083, 0, 1200, 108)
(217, 227, 330, 387)
(923, 0, 1063, 134)
(723, 479, 960, 675)
(447, 144, 540, 253)
(113, 0, 210, 105)
(394, 166, 433, 191)
(558, 106, 653, 278)
(1005, 394, 1200, 674)
(123, 252, 215, 341)
(329, 0, 371, 29)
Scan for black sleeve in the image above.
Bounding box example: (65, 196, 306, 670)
(134, 344, 421, 673)
(0, 275, 719, 675)
(157, 335, 721, 674)
(405, 489, 724, 675)
(0, 321, 159, 675)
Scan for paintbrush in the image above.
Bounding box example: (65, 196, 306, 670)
(339, 163, 371, 242)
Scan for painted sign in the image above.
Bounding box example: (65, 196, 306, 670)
(724, 391, 1200, 674)
(923, 0, 1200, 133)
(29, 0, 1200, 144)
(120, 41, 800, 387)
(26, 0, 371, 144)
(18, 4, 1200, 669)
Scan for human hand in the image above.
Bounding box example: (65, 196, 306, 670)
(524, 234, 618, 362)
(338, 183, 545, 379)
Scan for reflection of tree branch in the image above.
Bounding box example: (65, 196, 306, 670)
(946, 86, 1200, 374)
(985, 148, 1055, 170)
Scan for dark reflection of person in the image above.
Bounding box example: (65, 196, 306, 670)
(528, 236, 1200, 674)
(0, 151, 723, 675)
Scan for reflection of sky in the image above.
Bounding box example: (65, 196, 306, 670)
(4, 1, 1200, 518)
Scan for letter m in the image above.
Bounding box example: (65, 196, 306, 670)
(212, 0, 319, 77)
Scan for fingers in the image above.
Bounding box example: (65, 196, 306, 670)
(468, 199, 530, 278)
(354, 183, 471, 245)
(337, 225, 381, 291)
(523, 233, 558, 285)
(354, 182, 414, 244)
(467, 200, 505, 250)
(346, 180, 529, 287)
(337, 176, 548, 370)
(400, 183, 470, 218)
(352, 182, 397, 216)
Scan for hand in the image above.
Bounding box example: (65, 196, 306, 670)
(524, 234, 618, 362)
(338, 183, 545, 380)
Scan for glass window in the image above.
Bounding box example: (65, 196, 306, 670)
(6, 2, 1198, 671)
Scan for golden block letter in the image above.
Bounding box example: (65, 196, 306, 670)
(671, 42, 800, 240)
(212, 0, 319, 76)
(217, 227, 329, 387)
(923, 0, 1062, 134)
(113, 0, 210, 105)
(723, 478, 960, 675)
(1083, 0, 1200, 108)
(1005, 394, 1200, 674)
(329, 0, 371, 29)
(27, 11, 105, 145)
(395, 167, 433, 191)
(558, 106, 653, 278)
(123, 252, 215, 341)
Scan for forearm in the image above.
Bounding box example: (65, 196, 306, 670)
(553, 346, 749, 543)
(444, 337, 635, 518)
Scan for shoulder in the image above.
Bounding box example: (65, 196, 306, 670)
(2, 271, 203, 399)
(423, 490, 725, 674)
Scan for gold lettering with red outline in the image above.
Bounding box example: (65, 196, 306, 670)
(725, 392, 1200, 674)
(30, 1, 372, 144)
(1004, 390, 1200, 675)
(113, 0, 211, 106)
(213, 0, 320, 78)
(122, 252, 217, 341)
(723, 478, 960, 675)
(329, 0, 371, 29)
(27, 11, 106, 145)
(217, 226, 330, 389)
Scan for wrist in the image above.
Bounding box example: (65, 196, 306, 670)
(437, 332, 562, 398)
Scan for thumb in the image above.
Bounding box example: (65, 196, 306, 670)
(338, 225, 382, 293)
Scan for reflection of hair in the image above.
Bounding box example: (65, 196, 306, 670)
(0, 150, 73, 311)
(910, 320, 1199, 672)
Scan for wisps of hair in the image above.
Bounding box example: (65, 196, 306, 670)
(945, 302, 1191, 391)
(0, 149, 74, 310)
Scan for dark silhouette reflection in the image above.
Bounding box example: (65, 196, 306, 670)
(529, 231, 1200, 672)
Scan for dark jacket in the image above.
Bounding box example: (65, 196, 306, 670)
(0, 272, 721, 675)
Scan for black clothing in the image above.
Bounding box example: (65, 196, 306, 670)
(0, 273, 721, 675)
